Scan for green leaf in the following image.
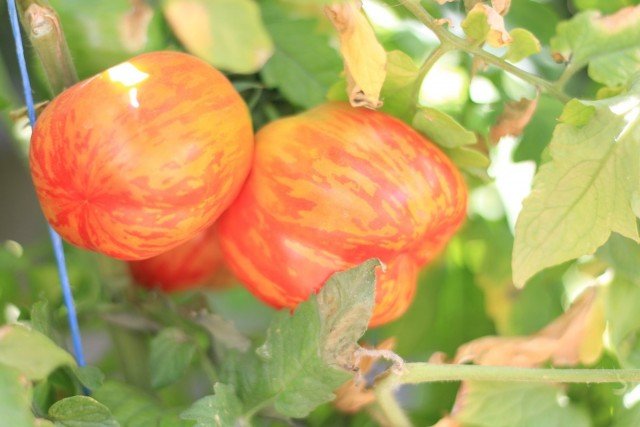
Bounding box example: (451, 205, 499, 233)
(48, 0, 167, 79)
(597, 233, 640, 282)
(558, 99, 595, 127)
(194, 313, 251, 352)
(260, 0, 342, 108)
(507, 0, 560, 45)
(591, 49, 640, 88)
(551, 8, 640, 87)
(149, 328, 197, 388)
(615, 401, 640, 427)
(30, 300, 52, 337)
(605, 276, 640, 368)
(0, 364, 36, 427)
(444, 146, 490, 179)
(504, 28, 541, 63)
(73, 366, 105, 392)
(379, 50, 419, 122)
(238, 259, 379, 418)
(513, 95, 564, 164)
(573, 0, 637, 14)
(512, 95, 640, 286)
(162, 0, 273, 74)
(413, 107, 477, 148)
(49, 396, 118, 427)
(181, 383, 244, 427)
(93, 381, 190, 427)
(455, 382, 590, 427)
(0, 324, 75, 381)
(461, 6, 491, 44)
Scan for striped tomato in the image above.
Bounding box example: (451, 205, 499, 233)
(218, 102, 467, 326)
(128, 225, 230, 292)
(30, 51, 253, 260)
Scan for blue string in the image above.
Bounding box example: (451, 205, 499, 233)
(7, 0, 86, 368)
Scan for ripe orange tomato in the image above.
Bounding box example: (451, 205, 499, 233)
(128, 225, 229, 292)
(30, 51, 253, 260)
(217, 102, 467, 326)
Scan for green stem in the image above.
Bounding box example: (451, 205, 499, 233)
(396, 363, 640, 384)
(412, 44, 452, 108)
(374, 362, 640, 427)
(374, 376, 412, 427)
(554, 61, 580, 91)
(402, 1, 570, 103)
(199, 349, 219, 387)
(109, 326, 152, 390)
(17, 0, 78, 95)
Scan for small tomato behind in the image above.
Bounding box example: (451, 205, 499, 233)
(128, 226, 229, 292)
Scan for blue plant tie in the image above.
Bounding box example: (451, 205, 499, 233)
(7, 0, 87, 368)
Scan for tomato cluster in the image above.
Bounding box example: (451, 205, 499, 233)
(31, 52, 467, 326)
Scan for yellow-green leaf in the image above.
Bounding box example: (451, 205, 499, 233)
(162, 0, 273, 74)
(504, 28, 541, 63)
(513, 93, 640, 286)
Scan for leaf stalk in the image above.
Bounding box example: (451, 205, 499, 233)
(402, 0, 570, 103)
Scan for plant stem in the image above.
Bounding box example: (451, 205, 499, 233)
(396, 363, 640, 384)
(199, 349, 219, 386)
(17, 0, 78, 95)
(401, 0, 570, 103)
(554, 61, 580, 91)
(374, 376, 412, 427)
(374, 362, 640, 427)
(412, 44, 452, 108)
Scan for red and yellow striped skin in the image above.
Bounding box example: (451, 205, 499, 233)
(218, 103, 467, 326)
(128, 225, 228, 292)
(30, 51, 253, 260)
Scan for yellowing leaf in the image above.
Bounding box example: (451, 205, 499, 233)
(454, 288, 605, 367)
(162, 0, 273, 74)
(454, 382, 591, 427)
(513, 93, 640, 286)
(325, 1, 387, 108)
(504, 28, 541, 63)
(490, 96, 538, 143)
(558, 99, 595, 127)
(462, 4, 511, 48)
(552, 6, 640, 87)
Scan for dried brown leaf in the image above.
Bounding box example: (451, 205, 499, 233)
(119, 0, 154, 52)
(476, 4, 511, 47)
(333, 338, 396, 413)
(491, 0, 511, 16)
(325, 1, 386, 109)
(490, 96, 539, 144)
(600, 5, 640, 31)
(454, 288, 604, 367)
(434, 18, 453, 27)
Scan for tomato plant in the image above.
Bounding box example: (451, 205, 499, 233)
(2, 0, 640, 426)
(29, 51, 254, 260)
(218, 102, 467, 326)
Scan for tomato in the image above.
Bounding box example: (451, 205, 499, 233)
(30, 51, 253, 260)
(217, 102, 467, 326)
(128, 225, 230, 292)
